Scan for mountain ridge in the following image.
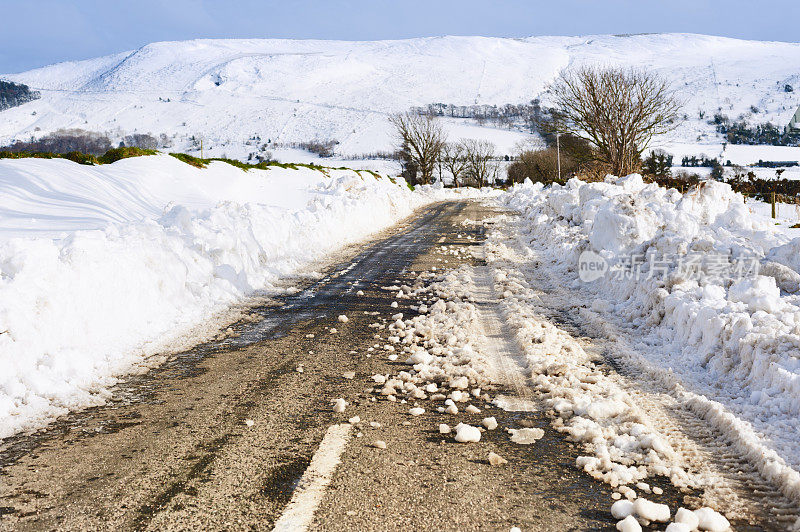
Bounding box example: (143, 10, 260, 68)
(2, 33, 799, 156)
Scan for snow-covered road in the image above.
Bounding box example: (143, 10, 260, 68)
(1, 192, 796, 531)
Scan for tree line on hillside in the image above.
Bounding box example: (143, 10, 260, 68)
(0, 130, 173, 155)
(0, 80, 40, 111)
(711, 113, 800, 146)
(412, 101, 549, 130)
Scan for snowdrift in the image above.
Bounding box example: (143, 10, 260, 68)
(0, 155, 467, 438)
(501, 176, 800, 501)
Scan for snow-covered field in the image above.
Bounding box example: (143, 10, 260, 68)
(0, 154, 485, 439)
(2, 34, 799, 159)
(493, 176, 800, 527)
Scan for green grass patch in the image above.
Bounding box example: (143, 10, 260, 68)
(169, 152, 209, 168)
(0, 150, 99, 165)
(98, 147, 157, 164)
(0, 147, 157, 166)
(1, 148, 396, 184)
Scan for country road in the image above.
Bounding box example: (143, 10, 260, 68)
(0, 200, 790, 531)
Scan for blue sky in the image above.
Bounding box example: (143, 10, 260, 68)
(1, 0, 798, 73)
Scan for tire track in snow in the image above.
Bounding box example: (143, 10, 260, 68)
(471, 264, 531, 396)
(486, 214, 800, 530)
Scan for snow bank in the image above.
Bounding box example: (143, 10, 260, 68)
(0, 155, 477, 438)
(500, 176, 800, 510)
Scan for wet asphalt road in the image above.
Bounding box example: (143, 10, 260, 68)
(0, 201, 653, 531)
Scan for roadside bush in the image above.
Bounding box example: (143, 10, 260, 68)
(507, 147, 579, 185)
(642, 150, 673, 178)
(0, 150, 98, 165)
(98, 147, 158, 164)
(646, 171, 701, 192)
(169, 152, 208, 168)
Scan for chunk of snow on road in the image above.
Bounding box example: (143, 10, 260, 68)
(244, 419, 255, 428)
(370, 440, 387, 449)
(508, 427, 544, 444)
(632, 498, 670, 523)
(674, 508, 700, 530)
(337, 315, 349, 323)
(408, 407, 425, 416)
(665, 523, 692, 532)
(439, 424, 451, 434)
(342, 371, 355, 380)
(488, 452, 508, 466)
(332, 398, 347, 413)
(611, 500, 634, 519)
(450, 376, 469, 390)
(482, 417, 498, 430)
(616, 515, 642, 532)
(454, 423, 481, 443)
(694, 508, 731, 531)
(591, 299, 612, 312)
(449, 390, 466, 402)
(465, 404, 481, 414)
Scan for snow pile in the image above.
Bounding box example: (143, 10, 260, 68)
(365, 267, 523, 445)
(372, 268, 498, 399)
(0, 155, 473, 439)
(499, 176, 800, 520)
(489, 252, 702, 493)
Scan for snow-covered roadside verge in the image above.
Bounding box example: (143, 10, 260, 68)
(0, 154, 491, 439)
(496, 176, 800, 527)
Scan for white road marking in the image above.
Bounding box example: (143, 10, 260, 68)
(272, 423, 352, 532)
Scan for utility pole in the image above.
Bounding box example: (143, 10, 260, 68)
(200, 138, 204, 159)
(556, 133, 561, 182)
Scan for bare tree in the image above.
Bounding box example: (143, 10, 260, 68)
(549, 66, 682, 177)
(441, 142, 468, 187)
(461, 139, 496, 188)
(389, 112, 447, 185)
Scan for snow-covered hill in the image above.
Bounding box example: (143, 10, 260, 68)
(2, 34, 800, 159)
